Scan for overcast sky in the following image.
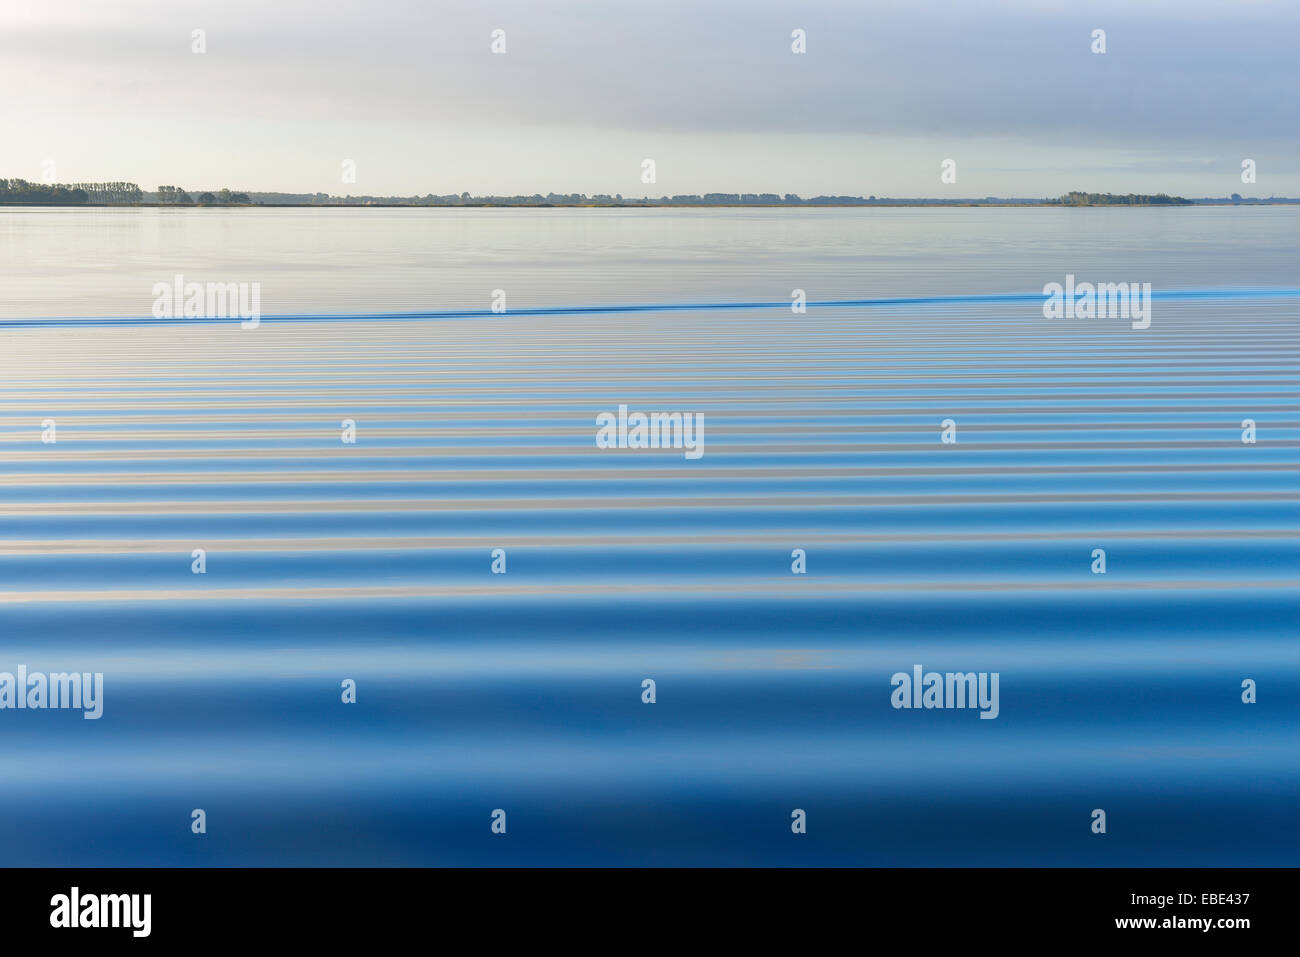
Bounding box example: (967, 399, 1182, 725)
(2, 0, 1296, 197)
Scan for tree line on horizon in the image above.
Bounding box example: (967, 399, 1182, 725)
(0, 178, 91, 204)
(157, 186, 251, 205)
(0, 180, 248, 205)
(256, 191, 1044, 206)
(1049, 191, 1192, 206)
(0, 181, 1269, 208)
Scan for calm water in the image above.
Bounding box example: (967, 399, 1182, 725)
(0, 206, 1296, 865)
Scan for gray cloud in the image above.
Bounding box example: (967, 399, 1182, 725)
(1, 0, 1295, 194)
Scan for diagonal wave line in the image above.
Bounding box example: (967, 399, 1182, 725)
(3, 286, 1300, 327)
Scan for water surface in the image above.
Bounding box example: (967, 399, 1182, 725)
(0, 207, 1295, 865)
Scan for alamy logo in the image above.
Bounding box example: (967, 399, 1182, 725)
(0, 666, 103, 719)
(1042, 274, 1151, 329)
(151, 274, 261, 328)
(595, 404, 704, 459)
(890, 664, 1000, 719)
(50, 887, 150, 937)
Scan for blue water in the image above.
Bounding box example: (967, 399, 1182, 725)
(0, 206, 1295, 865)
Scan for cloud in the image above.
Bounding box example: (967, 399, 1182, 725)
(0, 0, 1295, 193)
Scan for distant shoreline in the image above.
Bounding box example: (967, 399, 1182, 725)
(5, 180, 1295, 208)
(3, 200, 1297, 209)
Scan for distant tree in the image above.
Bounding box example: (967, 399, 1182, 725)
(1231, 193, 1242, 201)
(157, 185, 194, 204)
